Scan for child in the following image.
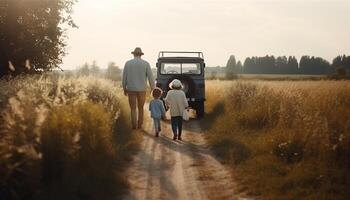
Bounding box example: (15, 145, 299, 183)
(164, 79, 189, 140)
(149, 87, 166, 137)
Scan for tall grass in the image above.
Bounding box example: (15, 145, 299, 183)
(0, 75, 139, 200)
(204, 80, 350, 200)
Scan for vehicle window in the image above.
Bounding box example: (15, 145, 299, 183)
(161, 63, 181, 74)
(182, 63, 201, 74)
(160, 63, 201, 74)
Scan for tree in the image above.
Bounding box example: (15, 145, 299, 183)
(276, 56, 288, 74)
(225, 55, 236, 79)
(240, 54, 338, 75)
(105, 62, 121, 81)
(332, 55, 350, 72)
(0, 0, 76, 77)
(287, 56, 299, 74)
(299, 55, 331, 74)
(77, 63, 90, 76)
(90, 61, 100, 76)
(236, 61, 243, 73)
(243, 57, 254, 74)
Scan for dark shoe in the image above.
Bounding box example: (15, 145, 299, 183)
(178, 136, 182, 140)
(173, 135, 177, 140)
(155, 132, 159, 137)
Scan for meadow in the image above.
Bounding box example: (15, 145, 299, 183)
(204, 80, 350, 200)
(0, 75, 140, 200)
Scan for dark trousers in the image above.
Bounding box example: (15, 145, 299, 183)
(171, 116, 183, 136)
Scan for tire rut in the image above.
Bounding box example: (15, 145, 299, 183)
(122, 109, 251, 200)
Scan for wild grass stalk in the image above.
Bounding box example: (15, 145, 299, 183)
(0, 75, 138, 200)
(204, 80, 350, 200)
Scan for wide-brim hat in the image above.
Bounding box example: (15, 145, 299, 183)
(131, 47, 144, 55)
(169, 79, 183, 89)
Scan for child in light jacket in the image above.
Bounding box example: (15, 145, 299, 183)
(149, 87, 166, 137)
(165, 79, 189, 140)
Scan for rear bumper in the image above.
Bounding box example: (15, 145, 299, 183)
(187, 98, 206, 102)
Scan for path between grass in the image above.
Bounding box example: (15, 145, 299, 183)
(122, 108, 252, 200)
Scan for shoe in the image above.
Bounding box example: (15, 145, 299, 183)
(173, 135, 177, 140)
(155, 132, 159, 137)
(178, 136, 182, 140)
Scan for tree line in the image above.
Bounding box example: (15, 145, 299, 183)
(226, 55, 350, 76)
(76, 61, 122, 81)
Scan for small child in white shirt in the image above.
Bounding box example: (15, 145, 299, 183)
(165, 79, 189, 141)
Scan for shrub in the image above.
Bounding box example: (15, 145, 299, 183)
(0, 75, 136, 200)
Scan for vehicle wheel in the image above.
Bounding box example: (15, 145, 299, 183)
(195, 101, 204, 119)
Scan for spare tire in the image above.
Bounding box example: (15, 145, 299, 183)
(166, 75, 195, 97)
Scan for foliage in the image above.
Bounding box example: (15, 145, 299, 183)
(224, 54, 348, 75)
(332, 55, 350, 71)
(0, 75, 138, 200)
(299, 56, 331, 74)
(76, 61, 102, 77)
(204, 80, 350, 200)
(225, 55, 241, 79)
(77, 63, 90, 76)
(106, 62, 122, 81)
(0, 0, 76, 76)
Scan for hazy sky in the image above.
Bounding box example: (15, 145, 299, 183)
(62, 0, 350, 69)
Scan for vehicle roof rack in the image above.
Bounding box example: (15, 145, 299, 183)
(158, 51, 204, 59)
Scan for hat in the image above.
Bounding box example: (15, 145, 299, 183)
(169, 79, 183, 89)
(131, 47, 144, 56)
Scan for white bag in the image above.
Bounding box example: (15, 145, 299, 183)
(182, 109, 190, 121)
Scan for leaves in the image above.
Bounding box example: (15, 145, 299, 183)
(0, 0, 77, 76)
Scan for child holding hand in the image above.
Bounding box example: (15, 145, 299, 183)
(149, 87, 166, 137)
(165, 79, 189, 140)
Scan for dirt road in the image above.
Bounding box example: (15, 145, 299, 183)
(123, 110, 251, 200)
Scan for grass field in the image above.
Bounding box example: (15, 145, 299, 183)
(203, 80, 350, 200)
(0, 75, 140, 200)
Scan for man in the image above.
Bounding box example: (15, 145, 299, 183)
(122, 47, 155, 129)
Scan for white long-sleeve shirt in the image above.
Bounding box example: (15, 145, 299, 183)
(165, 89, 189, 117)
(122, 57, 155, 92)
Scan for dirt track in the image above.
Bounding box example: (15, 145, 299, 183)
(123, 110, 251, 200)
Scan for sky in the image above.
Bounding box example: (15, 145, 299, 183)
(61, 0, 350, 69)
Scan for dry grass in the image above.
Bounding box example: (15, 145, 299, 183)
(204, 80, 350, 200)
(0, 75, 139, 200)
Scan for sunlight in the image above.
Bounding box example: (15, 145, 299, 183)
(62, 0, 350, 69)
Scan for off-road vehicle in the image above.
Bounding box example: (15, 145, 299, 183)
(156, 51, 206, 118)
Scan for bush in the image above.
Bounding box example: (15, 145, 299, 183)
(0, 75, 137, 200)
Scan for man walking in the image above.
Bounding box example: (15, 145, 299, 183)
(122, 47, 155, 129)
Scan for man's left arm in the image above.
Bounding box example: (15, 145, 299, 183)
(146, 63, 155, 90)
(122, 63, 128, 96)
